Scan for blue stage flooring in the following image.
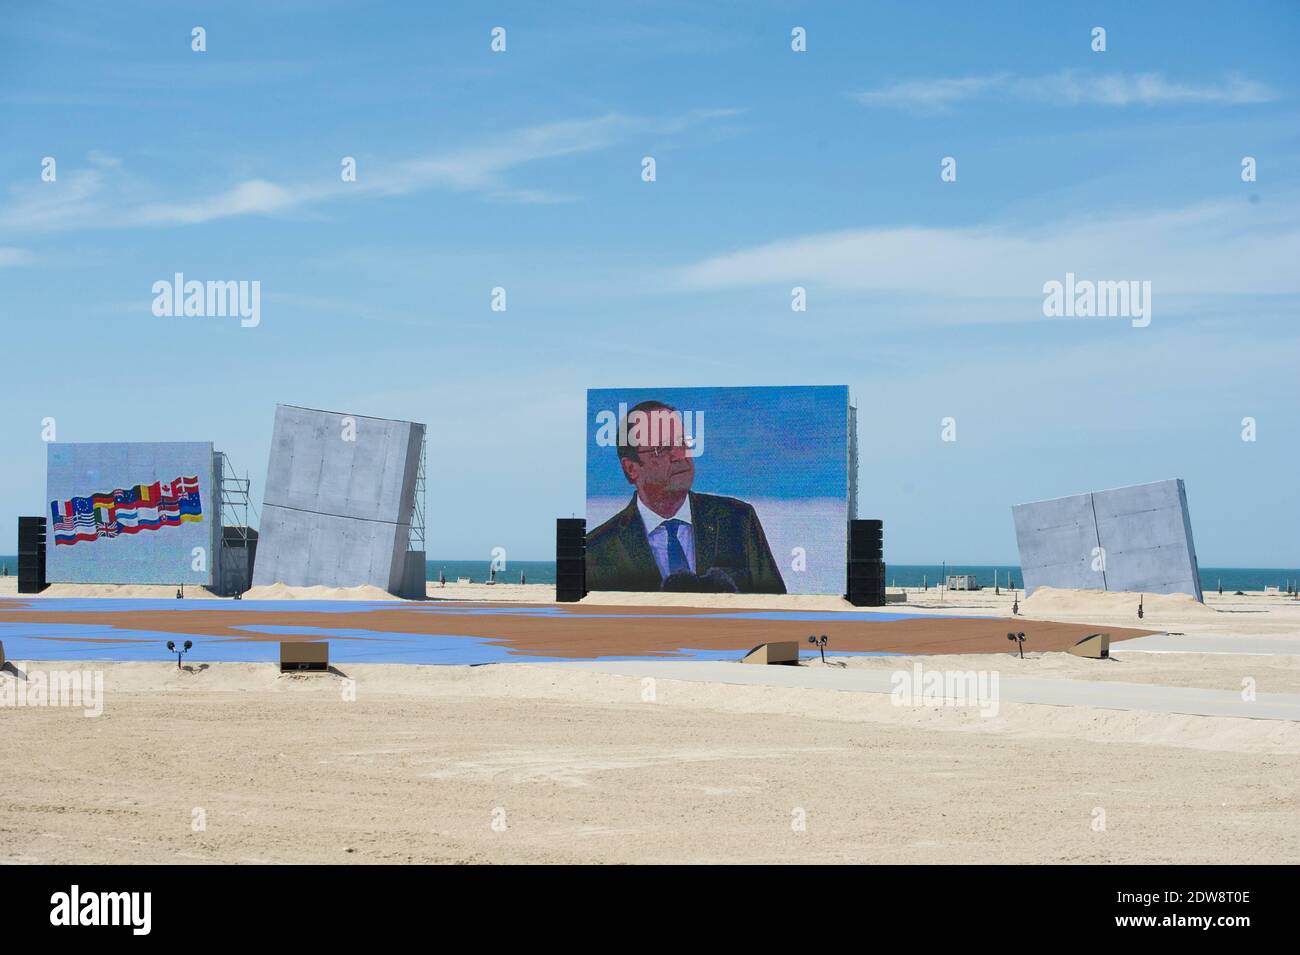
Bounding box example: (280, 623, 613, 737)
(0, 598, 944, 665)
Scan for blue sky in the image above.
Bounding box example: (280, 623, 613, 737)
(1, 1, 1297, 564)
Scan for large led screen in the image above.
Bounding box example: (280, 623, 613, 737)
(586, 386, 853, 595)
(46, 442, 217, 585)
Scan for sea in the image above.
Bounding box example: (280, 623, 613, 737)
(6, 557, 1292, 593)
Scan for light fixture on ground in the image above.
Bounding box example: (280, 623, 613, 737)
(166, 639, 192, 669)
(807, 634, 828, 663)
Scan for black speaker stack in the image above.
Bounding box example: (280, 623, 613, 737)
(18, 516, 48, 594)
(555, 518, 587, 602)
(846, 519, 884, 607)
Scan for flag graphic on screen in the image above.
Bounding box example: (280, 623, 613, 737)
(50, 476, 203, 545)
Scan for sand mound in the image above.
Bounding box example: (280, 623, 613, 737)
(423, 582, 876, 611)
(1023, 586, 1217, 618)
(425, 582, 556, 603)
(32, 583, 224, 599)
(240, 582, 401, 601)
(581, 590, 860, 611)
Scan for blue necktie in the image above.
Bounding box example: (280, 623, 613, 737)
(661, 518, 690, 576)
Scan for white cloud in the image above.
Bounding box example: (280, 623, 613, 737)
(0, 167, 110, 235)
(0, 110, 740, 235)
(134, 179, 301, 225)
(856, 75, 1008, 110)
(0, 246, 32, 266)
(371, 114, 636, 198)
(674, 197, 1300, 317)
(856, 71, 1278, 110)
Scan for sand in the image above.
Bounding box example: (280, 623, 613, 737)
(1016, 587, 1300, 639)
(426, 581, 556, 603)
(0, 578, 226, 599)
(1, 656, 1297, 864)
(4, 577, 1297, 862)
(1023, 586, 1218, 618)
(32, 582, 225, 599)
(240, 583, 401, 601)
(428, 582, 1300, 636)
(0, 579, 404, 601)
(430, 582, 907, 609)
(818, 649, 1300, 694)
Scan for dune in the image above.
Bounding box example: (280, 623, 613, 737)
(1023, 586, 1217, 618)
(240, 582, 401, 601)
(28, 583, 225, 599)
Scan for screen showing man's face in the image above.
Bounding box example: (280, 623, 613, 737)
(621, 408, 694, 501)
(587, 385, 848, 595)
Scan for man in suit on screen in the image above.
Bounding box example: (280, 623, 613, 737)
(587, 400, 786, 594)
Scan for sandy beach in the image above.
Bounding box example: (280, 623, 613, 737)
(1, 647, 1296, 863)
(3, 578, 1298, 864)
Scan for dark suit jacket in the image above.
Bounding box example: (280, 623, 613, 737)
(586, 492, 786, 594)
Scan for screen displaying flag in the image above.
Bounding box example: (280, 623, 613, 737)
(51, 475, 203, 545)
(46, 441, 215, 585)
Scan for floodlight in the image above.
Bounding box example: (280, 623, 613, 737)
(166, 639, 192, 669)
(807, 634, 829, 664)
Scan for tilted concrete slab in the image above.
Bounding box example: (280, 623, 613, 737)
(1013, 479, 1202, 600)
(252, 404, 423, 593)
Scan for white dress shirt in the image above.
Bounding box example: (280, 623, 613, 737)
(636, 494, 696, 578)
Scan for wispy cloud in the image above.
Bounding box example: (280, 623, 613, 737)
(856, 71, 1279, 110)
(133, 179, 301, 226)
(0, 247, 33, 267)
(674, 196, 1300, 319)
(0, 109, 742, 236)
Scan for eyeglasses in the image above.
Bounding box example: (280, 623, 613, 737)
(635, 442, 694, 460)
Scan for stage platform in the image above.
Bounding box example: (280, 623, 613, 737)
(0, 598, 1154, 665)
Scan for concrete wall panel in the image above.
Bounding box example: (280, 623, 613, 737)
(264, 405, 418, 524)
(1092, 480, 1202, 599)
(252, 405, 424, 592)
(1013, 479, 1202, 599)
(1012, 491, 1101, 592)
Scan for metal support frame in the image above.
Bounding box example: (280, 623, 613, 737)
(409, 428, 426, 552)
(217, 451, 256, 594)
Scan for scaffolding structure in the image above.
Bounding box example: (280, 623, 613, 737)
(409, 428, 426, 552)
(217, 451, 256, 594)
(218, 453, 252, 544)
